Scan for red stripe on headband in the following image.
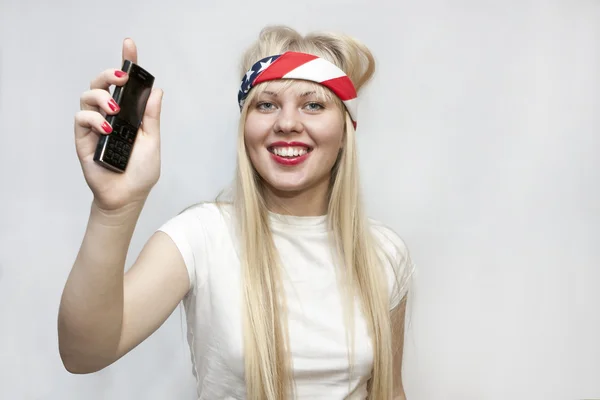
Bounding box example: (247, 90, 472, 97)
(254, 52, 318, 84)
(320, 76, 357, 101)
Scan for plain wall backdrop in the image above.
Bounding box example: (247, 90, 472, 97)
(0, 0, 598, 399)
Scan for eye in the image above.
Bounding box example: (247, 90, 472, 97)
(256, 102, 276, 111)
(304, 102, 324, 111)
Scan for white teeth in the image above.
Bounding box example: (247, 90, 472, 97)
(272, 146, 308, 157)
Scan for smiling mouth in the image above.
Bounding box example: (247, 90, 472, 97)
(267, 146, 313, 158)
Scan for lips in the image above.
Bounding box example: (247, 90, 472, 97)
(267, 141, 313, 155)
(267, 141, 313, 166)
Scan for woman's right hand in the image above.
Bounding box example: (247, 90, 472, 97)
(74, 38, 164, 212)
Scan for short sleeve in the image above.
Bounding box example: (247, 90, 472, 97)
(370, 221, 416, 310)
(156, 205, 209, 294)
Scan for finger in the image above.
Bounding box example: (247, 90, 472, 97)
(140, 88, 164, 137)
(74, 110, 114, 140)
(89, 68, 129, 91)
(122, 38, 138, 65)
(80, 88, 122, 114)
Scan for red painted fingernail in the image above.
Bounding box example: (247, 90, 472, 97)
(114, 70, 126, 78)
(101, 121, 112, 133)
(108, 99, 120, 112)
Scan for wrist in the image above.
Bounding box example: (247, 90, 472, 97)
(90, 198, 146, 227)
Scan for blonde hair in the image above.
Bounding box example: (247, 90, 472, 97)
(220, 25, 399, 399)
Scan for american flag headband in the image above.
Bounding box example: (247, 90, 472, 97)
(238, 51, 359, 128)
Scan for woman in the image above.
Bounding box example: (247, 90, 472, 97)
(58, 25, 415, 399)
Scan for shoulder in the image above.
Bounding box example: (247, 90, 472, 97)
(158, 201, 234, 255)
(156, 201, 233, 291)
(369, 218, 411, 262)
(368, 218, 416, 309)
(160, 201, 232, 233)
(176, 201, 231, 222)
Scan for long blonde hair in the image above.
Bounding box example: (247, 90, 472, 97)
(223, 25, 397, 399)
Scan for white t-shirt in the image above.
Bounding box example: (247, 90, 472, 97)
(157, 202, 414, 400)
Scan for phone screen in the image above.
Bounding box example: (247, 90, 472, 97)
(118, 68, 153, 127)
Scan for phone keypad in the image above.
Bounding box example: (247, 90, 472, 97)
(104, 139, 129, 170)
(103, 119, 138, 170)
(117, 124, 137, 144)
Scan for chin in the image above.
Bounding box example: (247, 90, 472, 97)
(263, 177, 309, 194)
(264, 170, 332, 195)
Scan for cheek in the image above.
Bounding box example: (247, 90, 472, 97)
(244, 116, 267, 150)
(324, 127, 345, 164)
(311, 120, 344, 151)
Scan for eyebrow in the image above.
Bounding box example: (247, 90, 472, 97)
(261, 90, 317, 97)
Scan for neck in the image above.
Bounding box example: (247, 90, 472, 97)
(262, 178, 330, 216)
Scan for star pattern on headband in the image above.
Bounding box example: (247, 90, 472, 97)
(257, 57, 274, 73)
(238, 54, 282, 107)
(245, 69, 254, 83)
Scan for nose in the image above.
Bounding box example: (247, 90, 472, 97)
(273, 106, 304, 135)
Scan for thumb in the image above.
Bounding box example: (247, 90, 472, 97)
(141, 88, 163, 136)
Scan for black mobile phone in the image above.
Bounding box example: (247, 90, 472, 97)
(93, 60, 154, 173)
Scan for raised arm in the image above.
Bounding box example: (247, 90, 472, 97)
(58, 38, 190, 373)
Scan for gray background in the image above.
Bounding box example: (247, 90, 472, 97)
(0, 0, 598, 399)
